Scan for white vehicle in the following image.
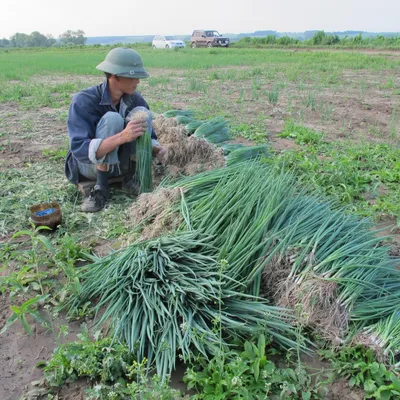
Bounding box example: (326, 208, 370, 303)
(152, 35, 186, 49)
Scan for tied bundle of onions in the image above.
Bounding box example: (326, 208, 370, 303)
(68, 231, 300, 378)
(128, 109, 153, 193)
(193, 117, 231, 144)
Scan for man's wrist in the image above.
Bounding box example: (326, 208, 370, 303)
(118, 131, 127, 145)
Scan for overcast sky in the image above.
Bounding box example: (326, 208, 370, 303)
(1, 0, 399, 38)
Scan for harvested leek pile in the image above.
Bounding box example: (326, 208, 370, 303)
(162, 110, 194, 119)
(69, 231, 300, 378)
(127, 109, 153, 193)
(192, 117, 231, 144)
(154, 110, 270, 173)
(153, 114, 225, 176)
(226, 144, 270, 165)
(137, 161, 400, 363)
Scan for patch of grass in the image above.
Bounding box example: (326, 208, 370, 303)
(42, 147, 68, 161)
(379, 78, 395, 89)
(302, 91, 317, 110)
(208, 71, 221, 80)
(0, 163, 134, 240)
(319, 101, 336, 122)
(266, 86, 280, 105)
(187, 76, 208, 93)
(149, 100, 176, 114)
(0, 81, 77, 108)
(248, 67, 263, 77)
(56, 110, 69, 121)
(278, 120, 323, 144)
(231, 122, 268, 143)
(2, 48, 399, 86)
(272, 129, 400, 219)
(148, 76, 171, 87)
(19, 119, 33, 132)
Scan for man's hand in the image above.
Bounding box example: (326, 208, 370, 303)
(121, 119, 148, 143)
(152, 145, 167, 166)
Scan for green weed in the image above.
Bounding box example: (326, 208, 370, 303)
(266, 86, 280, 105)
(41, 327, 183, 399)
(320, 346, 400, 399)
(187, 77, 208, 93)
(148, 76, 171, 87)
(185, 334, 325, 399)
(209, 71, 221, 80)
(319, 101, 336, 121)
(42, 147, 68, 161)
(1, 295, 50, 335)
(303, 91, 317, 110)
(231, 122, 267, 143)
(278, 120, 323, 144)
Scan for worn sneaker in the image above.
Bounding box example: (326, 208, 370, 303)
(121, 178, 140, 196)
(81, 185, 110, 212)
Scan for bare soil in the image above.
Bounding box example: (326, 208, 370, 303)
(0, 294, 85, 400)
(0, 103, 67, 171)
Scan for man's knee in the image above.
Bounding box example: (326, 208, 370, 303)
(96, 112, 124, 139)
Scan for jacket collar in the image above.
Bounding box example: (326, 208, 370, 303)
(99, 79, 112, 106)
(99, 79, 133, 111)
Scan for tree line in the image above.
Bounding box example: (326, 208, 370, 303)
(0, 30, 87, 48)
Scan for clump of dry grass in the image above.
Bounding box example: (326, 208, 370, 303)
(129, 187, 182, 240)
(153, 115, 225, 176)
(261, 253, 348, 345)
(152, 115, 180, 136)
(276, 275, 349, 345)
(260, 249, 298, 299)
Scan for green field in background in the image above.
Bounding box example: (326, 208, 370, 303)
(1, 46, 399, 82)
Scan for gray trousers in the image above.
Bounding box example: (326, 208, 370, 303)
(78, 107, 153, 180)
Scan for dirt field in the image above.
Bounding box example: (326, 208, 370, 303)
(1, 49, 400, 399)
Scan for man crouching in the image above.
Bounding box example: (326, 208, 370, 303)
(65, 47, 165, 212)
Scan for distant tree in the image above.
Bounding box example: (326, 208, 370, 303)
(59, 30, 87, 45)
(353, 33, 363, 44)
(277, 36, 292, 45)
(323, 34, 340, 45)
(10, 32, 30, 47)
(8, 31, 57, 47)
(265, 35, 277, 45)
(28, 31, 49, 47)
(46, 34, 57, 47)
(0, 38, 10, 47)
(311, 31, 326, 45)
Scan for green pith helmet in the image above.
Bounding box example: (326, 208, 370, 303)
(96, 47, 149, 79)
